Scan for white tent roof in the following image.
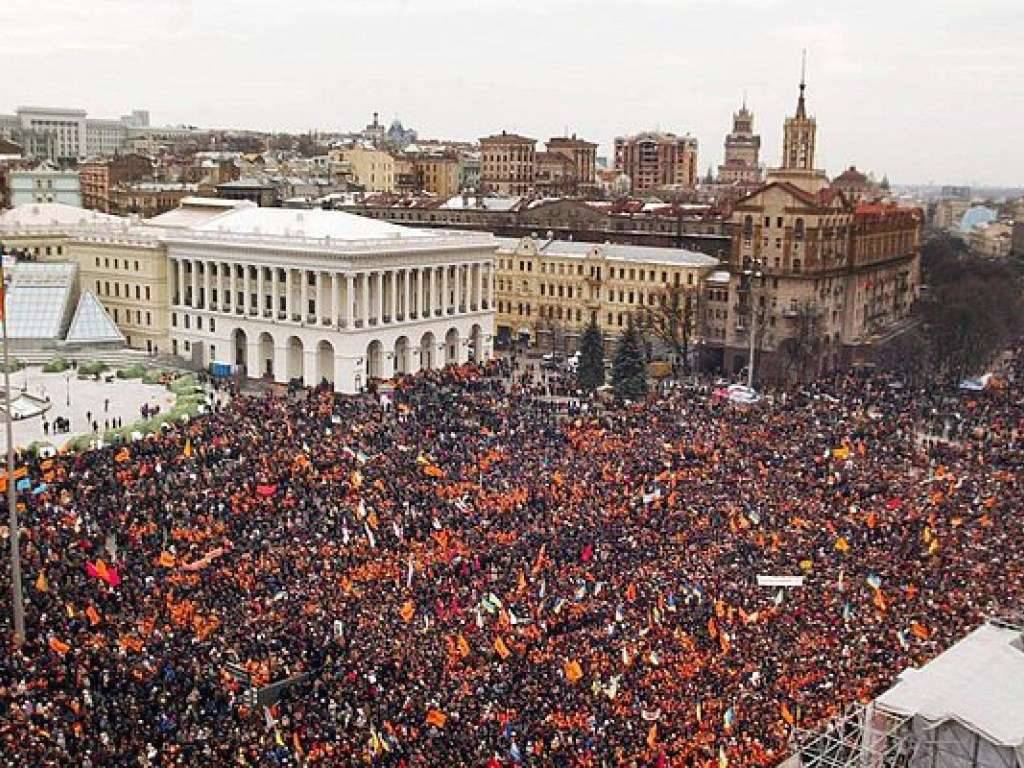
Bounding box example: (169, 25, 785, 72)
(875, 621, 1024, 747)
(65, 291, 125, 344)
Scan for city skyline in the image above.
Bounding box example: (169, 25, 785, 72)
(2, 0, 1022, 187)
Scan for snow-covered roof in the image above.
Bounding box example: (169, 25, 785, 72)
(0, 203, 122, 229)
(192, 206, 440, 241)
(440, 195, 521, 212)
(875, 621, 1024, 747)
(143, 198, 251, 230)
(496, 236, 720, 269)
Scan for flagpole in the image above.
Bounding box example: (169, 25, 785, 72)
(1, 264, 25, 645)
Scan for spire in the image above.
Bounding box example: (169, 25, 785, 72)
(742, 89, 747, 112)
(796, 49, 807, 119)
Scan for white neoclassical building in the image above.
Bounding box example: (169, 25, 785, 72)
(164, 205, 496, 393)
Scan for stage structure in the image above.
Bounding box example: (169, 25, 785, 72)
(783, 617, 1024, 768)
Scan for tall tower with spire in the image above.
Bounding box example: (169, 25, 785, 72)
(717, 94, 762, 184)
(782, 51, 816, 171)
(767, 51, 830, 193)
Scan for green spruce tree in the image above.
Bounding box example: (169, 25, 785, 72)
(577, 318, 605, 391)
(612, 317, 648, 401)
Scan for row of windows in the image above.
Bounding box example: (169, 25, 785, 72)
(110, 307, 153, 327)
(96, 256, 142, 272)
(171, 313, 216, 333)
(96, 280, 151, 302)
(22, 245, 64, 257)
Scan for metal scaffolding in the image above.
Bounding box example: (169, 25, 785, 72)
(790, 704, 913, 768)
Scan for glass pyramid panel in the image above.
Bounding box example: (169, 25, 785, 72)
(4, 263, 77, 340)
(65, 291, 125, 344)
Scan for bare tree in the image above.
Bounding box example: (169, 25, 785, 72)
(778, 301, 825, 384)
(641, 283, 702, 376)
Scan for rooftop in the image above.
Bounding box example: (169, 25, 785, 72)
(192, 205, 441, 241)
(0, 203, 122, 230)
(497, 236, 720, 269)
(876, 620, 1024, 747)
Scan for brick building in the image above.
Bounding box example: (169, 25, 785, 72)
(613, 131, 699, 193)
(80, 154, 153, 212)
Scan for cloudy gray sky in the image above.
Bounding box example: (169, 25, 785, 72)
(3, 0, 1021, 186)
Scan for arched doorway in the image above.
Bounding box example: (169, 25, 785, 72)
(420, 332, 435, 371)
(233, 329, 247, 373)
(317, 340, 334, 385)
(259, 332, 274, 378)
(469, 323, 483, 363)
(394, 336, 409, 376)
(444, 328, 460, 366)
(287, 336, 304, 383)
(366, 339, 383, 380)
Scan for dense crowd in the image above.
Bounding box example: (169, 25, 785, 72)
(1, 344, 1022, 767)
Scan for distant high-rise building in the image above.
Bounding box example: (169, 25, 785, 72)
(613, 131, 698, 193)
(0, 105, 152, 162)
(545, 135, 598, 192)
(717, 99, 762, 184)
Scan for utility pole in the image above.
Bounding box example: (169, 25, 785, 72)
(1, 259, 25, 644)
(745, 255, 763, 389)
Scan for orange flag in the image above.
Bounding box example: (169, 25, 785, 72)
(564, 659, 583, 684)
(707, 616, 718, 640)
(86, 606, 101, 626)
(426, 709, 448, 728)
(456, 634, 470, 659)
(647, 723, 658, 748)
(719, 630, 731, 655)
(873, 588, 887, 612)
(910, 621, 930, 640)
(781, 702, 795, 725)
(48, 637, 71, 656)
(158, 552, 176, 568)
(399, 601, 415, 623)
(626, 583, 638, 602)
(34, 571, 48, 593)
(494, 636, 511, 659)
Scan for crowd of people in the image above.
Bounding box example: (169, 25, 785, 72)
(0, 342, 1022, 767)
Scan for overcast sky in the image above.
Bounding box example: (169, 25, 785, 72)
(3, 0, 1021, 186)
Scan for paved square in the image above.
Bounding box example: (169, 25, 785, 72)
(0, 366, 177, 451)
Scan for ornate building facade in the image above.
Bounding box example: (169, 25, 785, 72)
(717, 100, 762, 184)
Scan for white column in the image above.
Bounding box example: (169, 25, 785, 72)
(175, 258, 184, 306)
(316, 271, 324, 323)
(487, 263, 494, 309)
(241, 265, 250, 314)
(285, 269, 293, 320)
(413, 269, 421, 318)
(271, 267, 279, 318)
(476, 262, 483, 311)
(189, 259, 198, 308)
(332, 273, 341, 327)
(345, 274, 353, 328)
(375, 271, 384, 324)
(257, 265, 265, 317)
(390, 270, 398, 322)
(359, 272, 368, 326)
(403, 269, 411, 321)
(441, 265, 449, 315)
(201, 260, 210, 310)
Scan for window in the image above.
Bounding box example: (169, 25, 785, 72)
(114, 283, 120, 297)
(135, 285, 141, 300)
(793, 259, 802, 273)
(95, 280, 101, 293)
(115, 259, 119, 269)
(134, 261, 139, 271)
(95, 257, 100, 267)
(198, 317, 203, 330)
(184, 315, 190, 329)
(764, 216, 771, 228)
(777, 217, 783, 228)
(145, 286, 151, 301)
(172, 313, 177, 327)
(146, 311, 151, 326)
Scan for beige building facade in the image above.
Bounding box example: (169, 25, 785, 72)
(332, 147, 395, 192)
(479, 132, 536, 196)
(495, 236, 718, 350)
(613, 131, 699, 193)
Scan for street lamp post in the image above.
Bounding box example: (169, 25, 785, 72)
(1, 263, 25, 644)
(745, 256, 763, 390)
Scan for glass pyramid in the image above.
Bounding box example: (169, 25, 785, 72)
(4, 263, 77, 340)
(65, 292, 125, 344)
